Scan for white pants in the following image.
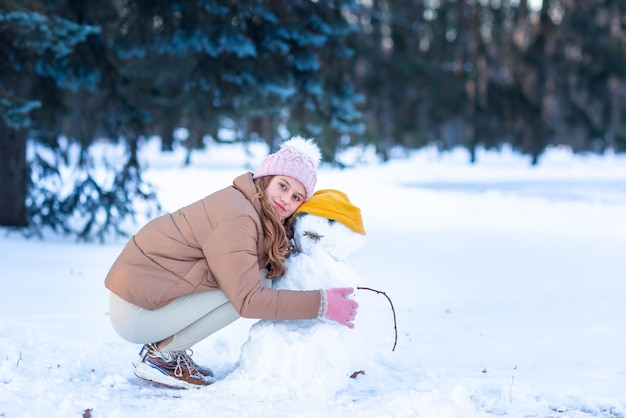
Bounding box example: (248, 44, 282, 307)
(109, 290, 239, 351)
(108, 271, 271, 351)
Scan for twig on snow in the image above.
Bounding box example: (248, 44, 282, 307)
(357, 286, 398, 351)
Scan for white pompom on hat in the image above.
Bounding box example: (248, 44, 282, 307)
(253, 136, 322, 200)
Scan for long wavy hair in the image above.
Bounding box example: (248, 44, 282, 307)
(252, 176, 297, 279)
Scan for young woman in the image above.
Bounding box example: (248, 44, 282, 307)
(104, 136, 359, 389)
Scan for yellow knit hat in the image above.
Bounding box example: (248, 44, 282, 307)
(296, 189, 365, 235)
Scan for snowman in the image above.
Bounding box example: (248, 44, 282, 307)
(236, 189, 366, 399)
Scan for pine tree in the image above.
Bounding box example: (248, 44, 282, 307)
(1, 1, 162, 241)
(0, 4, 99, 226)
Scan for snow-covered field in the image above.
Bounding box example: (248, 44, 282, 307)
(1, 140, 625, 417)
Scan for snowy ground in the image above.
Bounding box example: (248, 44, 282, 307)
(1, 140, 625, 417)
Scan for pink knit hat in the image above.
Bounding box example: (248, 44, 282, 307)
(253, 136, 321, 200)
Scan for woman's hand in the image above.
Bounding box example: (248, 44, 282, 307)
(322, 287, 359, 328)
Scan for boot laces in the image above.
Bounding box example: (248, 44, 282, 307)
(173, 350, 200, 377)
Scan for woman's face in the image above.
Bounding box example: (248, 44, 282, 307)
(264, 175, 306, 219)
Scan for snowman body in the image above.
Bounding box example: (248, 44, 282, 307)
(236, 212, 366, 399)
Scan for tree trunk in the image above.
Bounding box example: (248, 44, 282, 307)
(0, 121, 28, 226)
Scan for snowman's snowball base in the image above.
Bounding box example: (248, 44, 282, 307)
(236, 319, 355, 399)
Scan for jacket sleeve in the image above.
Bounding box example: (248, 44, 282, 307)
(202, 215, 320, 320)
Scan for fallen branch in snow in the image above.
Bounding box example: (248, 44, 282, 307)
(357, 287, 398, 351)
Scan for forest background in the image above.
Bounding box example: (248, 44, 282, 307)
(2, 0, 625, 241)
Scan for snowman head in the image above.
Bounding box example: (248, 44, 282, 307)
(293, 189, 366, 260)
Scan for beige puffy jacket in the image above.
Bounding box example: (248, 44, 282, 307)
(105, 173, 320, 320)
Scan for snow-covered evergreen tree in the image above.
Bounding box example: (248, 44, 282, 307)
(0, 6, 100, 227)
